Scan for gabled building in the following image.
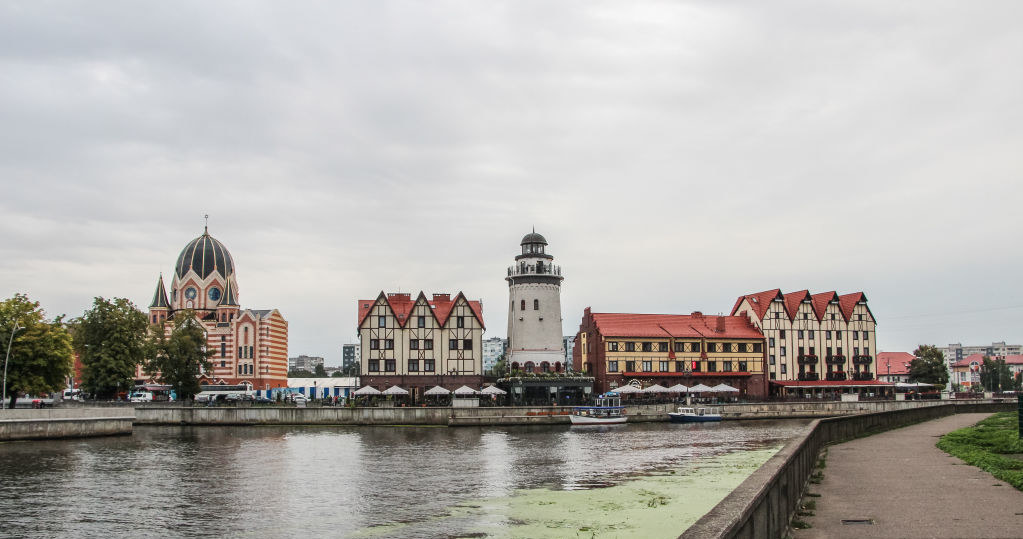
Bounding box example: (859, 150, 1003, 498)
(572, 308, 769, 399)
(143, 227, 289, 391)
(731, 289, 877, 383)
(357, 291, 484, 400)
(951, 353, 1023, 389)
(876, 351, 914, 383)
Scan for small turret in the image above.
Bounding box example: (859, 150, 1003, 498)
(215, 276, 240, 325)
(149, 274, 170, 324)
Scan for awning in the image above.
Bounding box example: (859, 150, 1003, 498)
(667, 384, 689, 393)
(688, 383, 714, 393)
(424, 386, 451, 396)
(353, 386, 382, 396)
(614, 385, 642, 394)
(642, 384, 669, 393)
(453, 385, 479, 396)
(481, 385, 507, 395)
(711, 383, 739, 393)
(382, 385, 409, 395)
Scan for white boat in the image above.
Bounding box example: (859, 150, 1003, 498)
(668, 406, 722, 423)
(570, 392, 627, 425)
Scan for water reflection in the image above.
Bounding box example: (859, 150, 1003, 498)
(0, 420, 808, 538)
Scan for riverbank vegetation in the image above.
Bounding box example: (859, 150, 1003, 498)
(937, 412, 1023, 490)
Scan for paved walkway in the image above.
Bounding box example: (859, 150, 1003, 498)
(794, 413, 1023, 539)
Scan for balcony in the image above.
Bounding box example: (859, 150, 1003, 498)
(825, 371, 848, 381)
(853, 355, 873, 365)
(798, 372, 820, 381)
(797, 354, 818, 366)
(507, 264, 563, 277)
(826, 355, 846, 365)
(852, 371, 874, 381)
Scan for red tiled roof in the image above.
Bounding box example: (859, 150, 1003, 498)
(838, 292, 865, 322)
(783, 290, 810, 320)
(730, 289, 782, 319)
(810, 292, 838, 322)
(876, 352, 915, 375)
(770, 380, 893, 387)
(953, 353, 1023, 367)
(590, 312, 764, 339)
(358, 291, 484, 329)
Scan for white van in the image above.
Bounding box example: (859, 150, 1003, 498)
(62, 389, 82, 401)
(129, 391, 154, 403)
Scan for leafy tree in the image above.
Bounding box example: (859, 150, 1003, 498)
(330, 370, 346, 378)
(339, 362, 360, 376)
(146, 312, 212, 400)
(73, 297, 149, 399)
(979, 356, 1014, 392)
(288, 369, 315, 378)
(313, 363, 326, 377)
(0, 294, 74, 408)
(908, 345, 949, 386)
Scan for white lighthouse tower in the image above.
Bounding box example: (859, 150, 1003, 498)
(506, 230, 565, 373)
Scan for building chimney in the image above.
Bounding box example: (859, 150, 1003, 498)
(716, 317, 726, 333)
(432, 293, 450, 301)
(691, 311, 703, 318)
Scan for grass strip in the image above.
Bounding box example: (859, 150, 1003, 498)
(936, 412, 1023, 491)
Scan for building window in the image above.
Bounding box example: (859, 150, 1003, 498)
(838, 346, 844, 355)
(721, 343, 732, 353)
(424, 359, 435, 372)
(658, 342, 668, 352)
(836, 330, 842, 339)
(521, 300, 526, 310)
(798, 330, 804, 339)
(625, 361, 635, 372)
(798, 346, 805, 356)
(779, 329, 786, 339)
(769, 355, 776, 365)
(854, 331, 859, 340)
(418, 316, 426, 328)
(608, 361, 619, 373)
(449, 339, 458, 350)
(674, 361, 684, 372)
(625, 342, 636, 352)
(410, 339, 419, 350)
(754, 343, 762, 352)
(457, 316, 465, 328)
(368, 360, 379, 372)
(384, 359, 396, 372)
(808, 331, 814, 340)
(409, 359, 419, 372)
(769, 337, 775, 347)
(707, 343, 717, 353)
(722, 361, 731, 372)
(781, 364, 787, 374)
(737, 343, 747, 353)
(863, 346, 870, 355)
(826, 346, 833, 356)
(642, 360, 652, 372)
(674, 342, 684, 352)
(370, 339, 379, 350)
(220, 360, 226, 368)
(707, 361, 717, 372)
(221, 343, 226, 357)
(642, 342, 652, 352)
(378, 316, 386, 328)
(770, 372, 777, 380)
(533, 299, 539, 310)
(854, 347, 860, 355)
(809, 346, 815, 355)
(858, 314, 864, 321)
(780, 346, 787, 355)
(659, 360, 668, 371)
(608, 342, 619, 351)
(384, 339, 394, 350)
(424, 339, 434, 350)
(738, 361, 748, 372)
(825, 330, 832, 340)
(691, 342, 700, 353)
(463, 338, 473, 350)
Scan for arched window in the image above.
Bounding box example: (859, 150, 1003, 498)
(554, 362, 562, 373)
(521, 299, 526, 310)
(511, 362, 520, 371)
(533, 299, 539, 310)
(524, 362, 535, 373)
(540, 361, 550, 373)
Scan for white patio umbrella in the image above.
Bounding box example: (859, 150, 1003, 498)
(687, 383, 714, 393)
(710, 383, 739, 393)
(481, 385, 507, 395)
(453, 385, 479, 396)
(642, 384, 669, 393)
(613, 385, 642, 394)
(382, 385, 409, 395)
(667, 384, 689, 393)
(353, 386, 382, 396)
(424, 385, 451, 395)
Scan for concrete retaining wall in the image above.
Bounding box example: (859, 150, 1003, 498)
(0, 408, 135, 441)
(679, 401, 1016, 539)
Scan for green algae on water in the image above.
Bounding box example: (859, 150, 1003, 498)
(454, 446, 781, 539)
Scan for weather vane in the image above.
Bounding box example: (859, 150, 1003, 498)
(204, 213, 209, 233)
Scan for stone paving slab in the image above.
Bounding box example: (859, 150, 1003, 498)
(794, 413, 1023, 539)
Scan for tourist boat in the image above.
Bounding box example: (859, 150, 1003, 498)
(668, 406, 723, 423)
(570, 392, 627, 425)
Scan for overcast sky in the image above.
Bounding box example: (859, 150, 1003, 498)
(2, 1, 1021, 365)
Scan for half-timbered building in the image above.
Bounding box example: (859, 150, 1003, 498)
(731, 289, 877, 388)
(572, 308, 769, 399)
(357, 291, 484, 400)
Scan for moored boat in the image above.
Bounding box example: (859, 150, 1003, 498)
(668, 406, 722, 423)
(570, 392, 627, 425)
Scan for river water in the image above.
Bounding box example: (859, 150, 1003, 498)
(0, 420, 809, 538)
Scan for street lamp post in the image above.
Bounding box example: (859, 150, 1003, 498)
(3, 321, 23, 411)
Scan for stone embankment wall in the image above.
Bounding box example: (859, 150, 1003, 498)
(678, 401, 1016, 539)
(0, 408, 134, 441)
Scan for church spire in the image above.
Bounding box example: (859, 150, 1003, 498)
(219, 276, 239, 306)
(150, 274, 170, 309)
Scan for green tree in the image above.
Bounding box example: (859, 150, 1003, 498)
(0, 294, 74, 408)
(979, 356, 1013, 392)
(146, 312, 212, 400)
(74, 297, 149, 399)
(313, 363, 326, 377)
(330, 370, 346, 378)
(288, 369, 314, 378)
(908, 345, 949, 386)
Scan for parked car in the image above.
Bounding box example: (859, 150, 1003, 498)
(225, 393, 255, 402)
(254, 396, 273, 404)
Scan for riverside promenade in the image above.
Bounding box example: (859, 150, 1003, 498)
(794, 413, 1023, 539)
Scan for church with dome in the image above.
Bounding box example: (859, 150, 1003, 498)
(142, 226, 288, 390)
